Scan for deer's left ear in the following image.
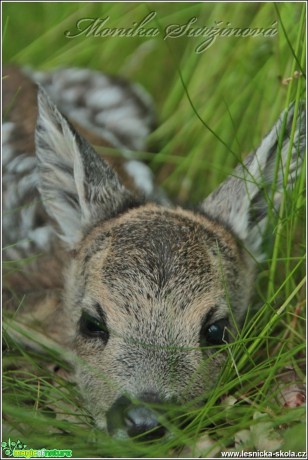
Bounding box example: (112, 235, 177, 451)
(200, 102, 306, 256)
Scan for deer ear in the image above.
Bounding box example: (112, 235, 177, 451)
(35, 88, 140, 247)
(201, 102, 306, 256)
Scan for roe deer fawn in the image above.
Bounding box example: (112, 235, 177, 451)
(2, 65, 306, 440)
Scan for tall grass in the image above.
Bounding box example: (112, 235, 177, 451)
(2, 2, 306, 458)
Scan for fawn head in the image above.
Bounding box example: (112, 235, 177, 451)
(35, 89, 305, 438)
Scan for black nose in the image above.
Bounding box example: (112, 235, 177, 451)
(106, 394, 167, 440)
(125, 404, 166, 440)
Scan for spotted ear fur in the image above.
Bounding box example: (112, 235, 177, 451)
(36, 88, 141, 247)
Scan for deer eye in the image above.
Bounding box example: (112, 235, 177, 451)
(79, 310, 109, 343)
(200, 318, 228, 347)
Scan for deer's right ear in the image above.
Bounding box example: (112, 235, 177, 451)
(35, 87, 138, 247)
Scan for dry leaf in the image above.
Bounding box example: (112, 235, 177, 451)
(251, 411, 283, 452)
(235, 429, 251, 448)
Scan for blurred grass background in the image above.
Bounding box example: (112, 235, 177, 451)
(3, 2, 305, 201)
(2, 1, 306, 458)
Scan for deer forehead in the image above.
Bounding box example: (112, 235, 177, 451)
(69, 205, 244, 320)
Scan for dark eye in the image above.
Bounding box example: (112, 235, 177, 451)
(200, 318, 229, 347)
(79, 310, 109, 343)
